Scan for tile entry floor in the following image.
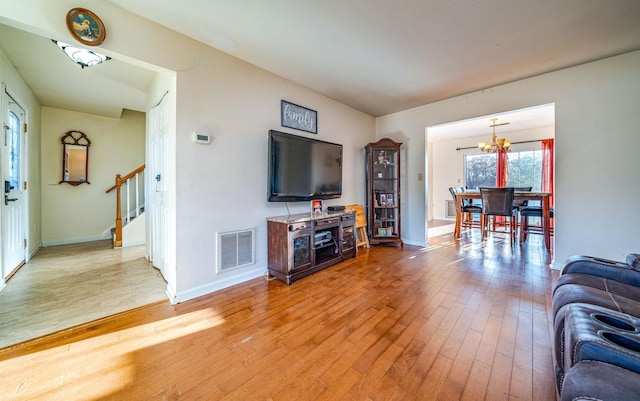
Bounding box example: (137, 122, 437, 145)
(0, 240, 168, 349)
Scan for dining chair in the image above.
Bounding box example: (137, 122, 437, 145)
(479, 187, 518, 245)
(519, 205, 555, 243)
(486, 185, 531, 233)
(512, 186, 532, 212)
(449, 187, 482, 232)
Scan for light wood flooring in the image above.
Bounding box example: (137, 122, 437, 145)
(0, 240, 168, 349)
(0, 231, 558, 401)
(427, 220, 456, 238)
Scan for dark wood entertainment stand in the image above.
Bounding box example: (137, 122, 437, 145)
(267, 210, 356, 284)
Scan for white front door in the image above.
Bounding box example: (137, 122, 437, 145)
(148, 93, 169, 278)
(1, 92, 26, 279)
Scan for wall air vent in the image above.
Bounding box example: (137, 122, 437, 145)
(217, 228, 255, 272)
(445, 200, 456, 219)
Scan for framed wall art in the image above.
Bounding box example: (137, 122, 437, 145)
(281, 100, 317, 134)
(66, 8, 106, 46)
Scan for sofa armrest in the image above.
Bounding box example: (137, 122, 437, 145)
(561, 254, 640, 287)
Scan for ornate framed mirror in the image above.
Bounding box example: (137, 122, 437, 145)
(60, 130, 91, 186)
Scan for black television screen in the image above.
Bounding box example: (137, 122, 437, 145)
(268, 130, 343, 202)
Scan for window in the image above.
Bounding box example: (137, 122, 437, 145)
(464, 153, 496, 189)
(465, 149, 543, 191)
(8, 110, 20, 189)
(507, 150, 542, 191)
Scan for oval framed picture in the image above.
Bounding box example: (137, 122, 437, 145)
(66, 8, 106, 46)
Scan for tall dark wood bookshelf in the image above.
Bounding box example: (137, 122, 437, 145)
(365, 138, 403, 247)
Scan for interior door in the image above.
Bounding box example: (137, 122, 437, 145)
(1, 92, 26, 279)
(148, 93, 169, 278)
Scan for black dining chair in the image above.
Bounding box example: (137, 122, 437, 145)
(519, 205, 555, 243)
(479, 187, 518, 245)
(449, 186, 482, 232)
(512, 186, 532, 212)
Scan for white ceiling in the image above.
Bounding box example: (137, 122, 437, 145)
(0, 23, 155, 118)
(109, 0, 640, 117)
(427, 103, 555, 141)
(1, 1, 639, 128)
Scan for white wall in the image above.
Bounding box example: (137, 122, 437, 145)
(41, 107, 145, 245)
(377, 50, 640, 267)
(173, 43, 374, 298)
(429, 125, 554, 221)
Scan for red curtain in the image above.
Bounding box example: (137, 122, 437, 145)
(496, 149, 509, 187)
(541, 139, 554, 207)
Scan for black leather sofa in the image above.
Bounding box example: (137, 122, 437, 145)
(552, 253, 640, 400)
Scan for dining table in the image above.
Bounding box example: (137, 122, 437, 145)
(453, 190, 553, 250)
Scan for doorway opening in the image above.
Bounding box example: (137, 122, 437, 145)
(425, 103, 555, 240)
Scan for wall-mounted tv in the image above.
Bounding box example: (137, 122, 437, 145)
(268, 130, 343, 202)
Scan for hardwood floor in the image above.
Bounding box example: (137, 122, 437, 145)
(0, 233, 559, 401)
(0, 240, 168, 349)
(427, 220, 456, 238)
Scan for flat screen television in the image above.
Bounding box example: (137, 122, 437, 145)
(268, 130, 343, 202)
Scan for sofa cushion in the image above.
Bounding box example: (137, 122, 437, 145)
(552, 281, 640, 320)
(553, 273, 640, 300)
(552, 283, 640, 388)
(561, 255, 640, 288)
(553, 254, 640, 399)
(563, 303, 640, 375)
(561, 361, 640, 401)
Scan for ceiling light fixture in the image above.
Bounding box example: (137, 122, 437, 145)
(478, 118, 511, 153)
(52, 40, 111, 68)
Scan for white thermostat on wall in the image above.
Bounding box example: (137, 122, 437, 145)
(192, 132, 212, 144)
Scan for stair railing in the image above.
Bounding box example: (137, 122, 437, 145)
(106, 164, 146, 247)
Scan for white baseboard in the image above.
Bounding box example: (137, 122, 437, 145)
(171, 267, 266, 304)
(28, 243, 42, 261)
(122, 240, 145, 247)
(402, 239, 428, 247)
(99, 230, 114, 240)
(165, 282, 177, 304)
(42, 235, 103, 247)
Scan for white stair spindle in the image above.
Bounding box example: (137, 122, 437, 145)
(125, 179, 131, 225)
(135, 173, 140, 218)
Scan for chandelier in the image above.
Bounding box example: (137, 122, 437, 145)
(478, 118, 511, 153)
(52, 40, 111, 69)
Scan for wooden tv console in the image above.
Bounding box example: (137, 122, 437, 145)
(267, 210, 356, 284)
